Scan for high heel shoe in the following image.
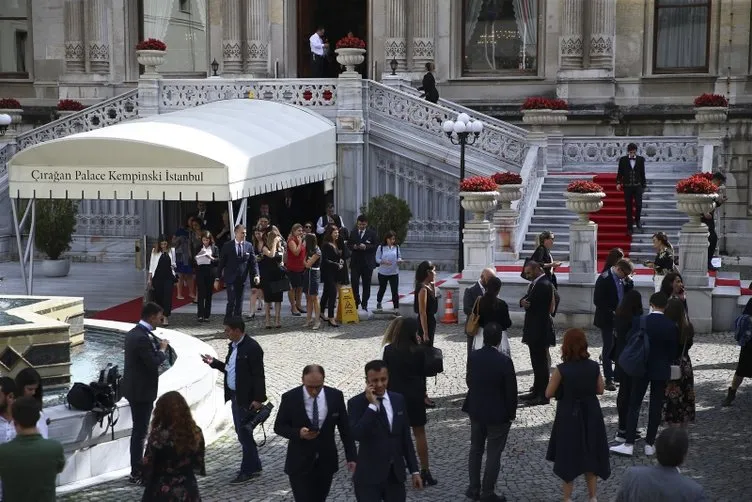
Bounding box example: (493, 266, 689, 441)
(327, 319, 339, 328)
(421, 469, 438, 487)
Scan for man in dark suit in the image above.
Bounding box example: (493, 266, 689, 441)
(701, 172, 727, 271)
(350, 215, 379, 311)
(593, 258, 635, 391)
(215, 224, 260, 321)
(201, 317, 266, 484)
(616, 143, 647, 234)
(463, 322, 517, 502)
(121, 302, 169, 484)
(463, 268, 497, 386)
(191, 201, 213, 231)
(611, 292, 678, 457)
(347, 360, 422, 502)
(274, 364, 357, 502)
(616, 428, 708, 501)
(519, 261, 555, 406)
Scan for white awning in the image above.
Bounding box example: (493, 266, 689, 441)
(7, 99, 337, 201)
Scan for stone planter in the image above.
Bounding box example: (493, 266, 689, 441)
(136, 49, 166, 77)
(521, 109, 568, 126)
(694, 106, 728, 124)
(41, 258, 71, 278)
(0, 108, 23, 124)
(460, 191, 498, 222)
(335, 48, 366, 77)
(496, 184, 523, 210)
(676, 193, 719, 225)
(57, 110, 77, 119)
(564, 191, 605, 223)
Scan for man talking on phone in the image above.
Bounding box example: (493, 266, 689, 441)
(347, 360, 422, 502)
(274, 364, 356, 502)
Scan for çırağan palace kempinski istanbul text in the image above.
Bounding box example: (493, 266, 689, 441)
(30, 169, 205, 184)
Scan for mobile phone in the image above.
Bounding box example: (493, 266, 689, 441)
(308, 426, 319, 432)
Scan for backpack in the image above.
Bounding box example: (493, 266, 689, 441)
(734, 314, 752, 347)
(66, 382, 96, 411)
(618, 315, 651, 378)
(65, 364, 122, 440)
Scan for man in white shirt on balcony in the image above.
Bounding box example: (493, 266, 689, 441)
(309, 26, 328, 78)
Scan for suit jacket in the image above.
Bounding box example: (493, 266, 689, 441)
(217, 240, 259, 284)
(463, 282, 483, 317)
(593, 268, 634, 330)
(463, 346, 518, 425)
(520, 275, 555, 346)
(643, 313, 679, 381)
(209, 336, 266, 409)
(347, 391, 419, 486)
(349, 227, 378, 269)
(121, 323, 167, 403)
(616, 465, 708, 502)
(616, 155, 647, 187)
(273, 386, 356, 476)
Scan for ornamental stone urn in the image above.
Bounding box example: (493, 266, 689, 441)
(694, 107, 728, 124)
(676, 193, 719, 225)
(496, 184, 523, 210)
(521, 109, 568, 126)
(57, 110, 77, 119)
(136, 49, 166, 77)
(0, 108, 22, 124)
(564, 191, 605, 223)
(335, 48, 366, 77)
(459, 191, 498, 222)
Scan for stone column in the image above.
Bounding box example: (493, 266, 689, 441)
(335, 79, 366, 226)
(589, 0, 616, 69)
(411, 0, 435, 72)
(385, 0, 407, 72)
(568, 221, 598, 283)
(463, 220, 495, 284)
(223, 0, 243, 74)
(679, 221, 713, 333)
(64, 0, 85, 73)
(494, 209, 518, 261)
(85, 0, 110, 74)
(243, 0, 269, 76)
(559, 0, 584, 69)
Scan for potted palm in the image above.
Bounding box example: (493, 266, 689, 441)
(564, 180, 605, 223)
(335, 34, 366, 77)
(675, 173, 718, 225)
(459, 176, 498, 221)
(492, 171, 523, 209)
(136, 38, 167, 77)
(34, 199, 78, 277)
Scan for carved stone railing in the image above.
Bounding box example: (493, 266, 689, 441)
(159, 78, 338, 113)
(15, 90, 139, 151)
(0, 143, 15, 181)
(562, 136, 698, 173)
(368, 81, 528, 171)
(513, 145, 542, 255)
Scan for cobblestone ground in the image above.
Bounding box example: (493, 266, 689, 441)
(61, 314, 752, 502)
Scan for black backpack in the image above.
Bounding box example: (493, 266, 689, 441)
(66, 364, 122, 440)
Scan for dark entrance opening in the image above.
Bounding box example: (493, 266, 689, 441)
(297, 0, 368, 78)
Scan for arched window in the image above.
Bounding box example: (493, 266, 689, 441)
(653, 0, 711, 73)
(139, 0, 208, 75)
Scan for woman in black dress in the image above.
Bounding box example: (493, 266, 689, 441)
(333, 216, 351, 285)
(546, 328, 610, 502)
(417, 62, 439, 103)
(475, 276, 512, 355)
(644, 231, 676, 291)
(660, 272, 688, 311)
(722, 298, 752, 406)
(663, 298, 696, 426)
(147, 235, 177, 326)
(612, 289, 643, 443)
(414, 260, 438, 407)
(319, 224, 343, 328)
(383, 317, 437, 487)
(530, 230, 561, 289)
(141, 391, 205, 502)
(259, 226, 285, 328)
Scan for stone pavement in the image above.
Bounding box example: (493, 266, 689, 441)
(60, 314, 752, 502)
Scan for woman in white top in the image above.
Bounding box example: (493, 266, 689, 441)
(148, 235, 177, 326)
(194, 231, 219, 322)
(375, 231, 403, 311)
(15, 368, 48, 438)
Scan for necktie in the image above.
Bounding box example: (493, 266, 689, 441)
(360, 231, 364, 240)
(377, 397, 389, 431)
(311, 394, 320, 429)
(237, 243, 242, 258)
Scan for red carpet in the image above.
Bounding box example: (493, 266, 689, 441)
(591, 173, 632, 263)
(91, 286, 214, 322)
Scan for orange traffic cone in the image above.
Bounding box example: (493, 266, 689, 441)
(440, 291, 458, 324)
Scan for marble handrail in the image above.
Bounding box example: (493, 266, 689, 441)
(513, 145, 542, 255)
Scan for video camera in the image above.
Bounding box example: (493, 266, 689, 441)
(241, 402, 275, 447)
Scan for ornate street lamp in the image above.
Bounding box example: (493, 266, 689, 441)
(442, 113, 484, 271)
(389, 58, 398, 75)
(0, 114, 11, 136)
(211, 58, 219, 77)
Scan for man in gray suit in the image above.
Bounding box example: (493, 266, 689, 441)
(463, 267, 496, 386)
(616, 428, 708, 502)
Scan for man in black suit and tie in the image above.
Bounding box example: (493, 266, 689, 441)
(519, 261, 555, 406)
(215, 224, 260, 321)
(463, 322, 517, 502)
(201, 317, 266, 484)
(463, 267, 497, 386)
(348, 360, 422, 502)
(593, 258, 635, 391)
(611, 292, 678, 457)
(350, 215, 379, 311)
(616, 143, 647, 235)
(274, 364, 357, 502)
(121, 302, 170, 484)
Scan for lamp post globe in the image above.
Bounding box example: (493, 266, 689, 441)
(442, 120, 455, 135)
(0, 113, 11, 136)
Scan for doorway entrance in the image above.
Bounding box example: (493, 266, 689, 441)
(297, 0, 368, 78)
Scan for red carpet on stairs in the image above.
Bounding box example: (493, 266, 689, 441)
(591, 174, 632, 266)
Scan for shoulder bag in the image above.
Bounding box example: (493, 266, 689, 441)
(465, 297, 481, 336)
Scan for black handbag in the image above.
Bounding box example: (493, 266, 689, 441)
(520, 257, 532, 280)
(423, 346, 444, 377)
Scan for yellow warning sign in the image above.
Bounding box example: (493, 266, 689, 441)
(336, 286, 360, 324)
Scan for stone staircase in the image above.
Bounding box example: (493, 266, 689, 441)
(522, 174, 688, 263)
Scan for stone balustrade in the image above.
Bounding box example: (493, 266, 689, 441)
(562, 136, 698, 172)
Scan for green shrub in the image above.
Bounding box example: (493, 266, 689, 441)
(360, 194, 412, 244)
(34, 199, 78, 260)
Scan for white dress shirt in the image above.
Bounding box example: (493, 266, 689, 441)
(303, 387, 327, 427)
(226, 335, 246, 391)
(309, 33, 325, 56)
(368, 391, 393, 431)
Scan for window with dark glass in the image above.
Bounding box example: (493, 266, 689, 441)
(179, 0, 191, 14)
(0, 2, 30, 78)
(653, 0, 711, 73)
(462, 0, 538, 75)
(140, 0, 207, 75)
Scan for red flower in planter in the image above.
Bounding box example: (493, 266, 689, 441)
(136, 38, 167, 51)
(691, 172, 713, 181)
(521, 97, 568, 111)
(322, 89, 333, 101)
(676, 175, 718, 194)
(57, 99, 85, 111)
(335, 35, 366, 50)
(460, 176, 497, 192)
(693, 93, 728, 107)
(0, 98, 22, 109)
(492, 172, 523, 185)
(566, 180, 604, 194)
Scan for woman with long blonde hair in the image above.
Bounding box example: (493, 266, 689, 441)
(259, 225, 285, 328)
(380, 316, 404, 358)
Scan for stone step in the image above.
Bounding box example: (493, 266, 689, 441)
(527, 222, 682, 233)
(533, 207, 685, 218)
(536, 198, 677, 208)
